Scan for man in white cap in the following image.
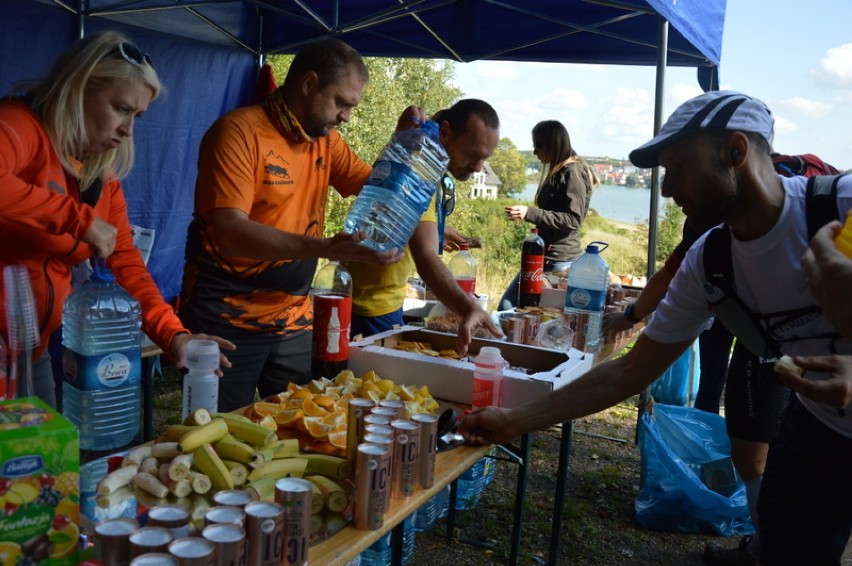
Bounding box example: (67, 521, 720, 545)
(460, 90, 852, 564)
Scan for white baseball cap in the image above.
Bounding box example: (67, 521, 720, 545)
(629, 91, 775, 168)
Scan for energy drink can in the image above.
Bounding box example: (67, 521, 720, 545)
(364, 423, 393, 437)
(212, 489, 256, 509)
(148, 504, 190, 539)
(354, 443, 391, 530)
(362, 414, 392, 433)
(130, 553, 179, 565)
(378, 399, 406, 420)
(201, 523, 246, 566)
(370, 406, 398, 421)
(274, 478, 312, 566)
(95, 517, 139, 566)
(507, 316, 524, 343)
(523, 314, 539, 345)
(346, 397, 375, 461)
(410, 413, 438, 489)
(129, 526, 173, 557)
(244, 500, 285, 566)
(168, 537, 216, 566)
(389, 419, 420, 500)
(204, 505, 246, 527)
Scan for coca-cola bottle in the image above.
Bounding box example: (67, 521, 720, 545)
(311, 261, 352, 380)
(448, 243, 477, 295)
(519, 228, 545, 307)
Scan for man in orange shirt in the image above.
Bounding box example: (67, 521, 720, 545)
(180, 38, 401, 411)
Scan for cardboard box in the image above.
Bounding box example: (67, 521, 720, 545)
(350, 327, 592, 408)
(0, 397, 80, 565)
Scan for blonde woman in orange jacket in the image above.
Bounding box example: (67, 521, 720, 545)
(0, 30, 233, 407)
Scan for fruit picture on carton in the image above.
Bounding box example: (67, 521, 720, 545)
(244, 369, 440, 458)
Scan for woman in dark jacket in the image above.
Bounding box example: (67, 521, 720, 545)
(499, 120, 599, 310)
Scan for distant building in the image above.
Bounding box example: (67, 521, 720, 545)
(469, 161, 501, 199)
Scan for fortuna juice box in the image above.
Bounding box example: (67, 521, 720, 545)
(0, 397, 80, 565)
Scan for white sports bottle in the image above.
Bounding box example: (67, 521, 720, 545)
(182, 339, 220, 420)
(472, 346, 504, 408)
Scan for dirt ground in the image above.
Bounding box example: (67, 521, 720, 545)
(147, 368, 852, 566)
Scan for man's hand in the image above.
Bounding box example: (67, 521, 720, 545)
(396, 105, 427, 131)
(170, 333, 236, 377)
(82, 217, 118, 258)
(443, 226, 482, 253)
(505, 205, 528, 222)
(326, 231, 403, 265)
(776, 354, 852, 409)
(802, 221, 852, 340)
(603, 311, 635, 334)
(458, 406, 519, 445)
(456, 307, 503, 357)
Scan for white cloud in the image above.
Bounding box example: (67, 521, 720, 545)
(669, 83, 702, 107)
(778, 97, 833, 119)
(811, 43, 852, 87)
(597, 88, 655, 154)
(773, 115, 799, 135)
(469, 60, 522, 81)
(533, 88, 588, 110)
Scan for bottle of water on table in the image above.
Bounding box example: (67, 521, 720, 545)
(62, 260, 142, 451)
(564, 242, 609, 352)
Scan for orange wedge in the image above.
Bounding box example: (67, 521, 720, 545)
(275, 407, 304, 426)
(290, 389, 313, 400)
(302, 397, 327, 417)
(304, 416, 333, 439)
(321, 412, 345, 427)
(252, 401, 284, 417)
(313, 394, 336, 409)
(258, 415, 278, 430)
(328, 430, 347, 449)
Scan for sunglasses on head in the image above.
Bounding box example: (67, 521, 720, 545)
(441, 174, 455, 217)
(114, 42, 153, 67)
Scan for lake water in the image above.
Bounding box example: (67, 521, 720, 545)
(519, 182, 662, 225)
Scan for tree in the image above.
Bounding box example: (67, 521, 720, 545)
(267, 55, 463, 235)
(655, 200, 685, 268)
(488, 138, 527, 198)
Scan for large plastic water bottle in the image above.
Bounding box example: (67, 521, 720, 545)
(344, 121, 449, 252)
(62, 261, 142, 450)
(181, 339, 219, 421)
(359, 531, 391, 566)
(564, 242, 609, 352)
(413, 485, 451, 531)
(455, 459, 487, 510)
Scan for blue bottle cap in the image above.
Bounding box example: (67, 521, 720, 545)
(586, 241, 609, 254)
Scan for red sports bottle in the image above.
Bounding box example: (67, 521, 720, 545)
(519, 228, 545, 307)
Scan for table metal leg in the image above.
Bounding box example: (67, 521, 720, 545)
(508, 434, 530, 565)
(548, 421, 573, 566)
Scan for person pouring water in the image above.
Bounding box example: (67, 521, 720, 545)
(0, 31, 234, 408)
(499, 120, 599, 310)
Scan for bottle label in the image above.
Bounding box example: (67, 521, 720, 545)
(565, 287, 606, 311)
(455, 277, 476, 294)
(312, 294, 351, 362)
(62, 347, 142, 391)
(520, 254, 544, 294)
(472, 375, 502, 408)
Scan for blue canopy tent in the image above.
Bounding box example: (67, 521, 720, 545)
(2, 0, 725, 302)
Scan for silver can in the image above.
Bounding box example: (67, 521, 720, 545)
(202, 522, 247, 566)
(411, 413, 438, 489)
(354, 443, 391, 530)
(244, 500, 285, 566)
(95, 517, 140, 566)
(389, 419, 420, 500)
(274, 478, 313, 566)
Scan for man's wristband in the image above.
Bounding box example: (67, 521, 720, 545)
(624, 303, 641, 324)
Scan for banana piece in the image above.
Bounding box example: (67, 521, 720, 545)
(263, 438, 300, 459)
(245, 476, 277, 501)
(97, 464, 139, 496)
(189, 493, 211, 533)
(306, 474, 348, 513)
(302, 453, 353, 480)
(123, 444, 152, 467)
(189, 471, 212, 495)
(139, 456, 160, 476)
(247, 457, 308, 482)
(178, 419, 229, 453)
(193, 443, 235, 491)
(212, 412, 252, 424)
(308, 481, 325, 514)
(224, 418, 276, 447)
(184, 407, 213, 426)
(150, 442, 181, 459)
(213, 434, 257, 464)
(133, 472, 170, 499)
(323, 510, 348, 537)
(222, 460, 249, 487)
(161, 424, 200, 442)
(168, 454, 194, 481)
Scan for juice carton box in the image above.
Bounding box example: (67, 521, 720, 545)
(0, 397, 80, 565)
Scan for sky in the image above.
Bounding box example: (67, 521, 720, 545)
(448, 1, 852, 170)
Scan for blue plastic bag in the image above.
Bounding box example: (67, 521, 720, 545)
(649, 341, 700, 406)
(635, 404, 753, 536)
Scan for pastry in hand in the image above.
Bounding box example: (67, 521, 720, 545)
(774, 355, 803, 377)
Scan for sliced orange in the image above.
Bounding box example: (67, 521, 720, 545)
(334, 369, 355, 385)
(275, 407, 304, 426)
(377, 379, 396, 393)
(398, 385, 417, 401)
(304, 416, 332, 439)
(290, 389, 313, 400)
(302, 397, 327, 417)
(328, 430, 347, 449)
(252, 401, 283, 417)
(312, 394, 336, 409)
(287, 382, 301, 393)
(321, 411, 345, 427)
(365, 390, 383, 405)
(360, 370, 378, 383)
(307, 379, 327, 394)
(258, 415, 278, 430)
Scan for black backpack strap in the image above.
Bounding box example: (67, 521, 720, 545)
(703, 226, 782, 358)
(805, 174, 843, 239)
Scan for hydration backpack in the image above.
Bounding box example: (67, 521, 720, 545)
(702, 175, 846, 359)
